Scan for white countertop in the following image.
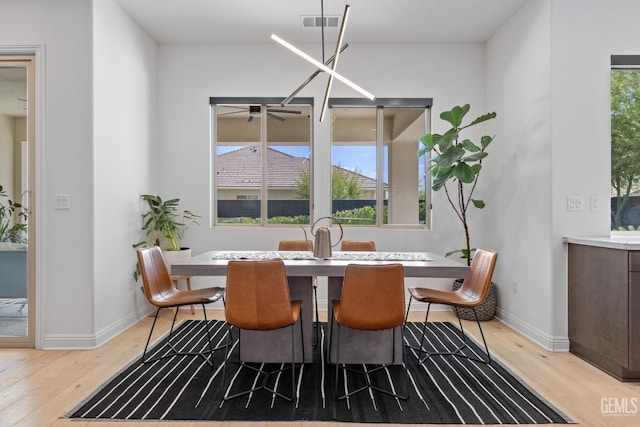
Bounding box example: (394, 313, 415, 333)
(563, 235, 640, 250)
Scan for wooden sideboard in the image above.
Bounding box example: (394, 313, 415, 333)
(567, 241, 640, 380)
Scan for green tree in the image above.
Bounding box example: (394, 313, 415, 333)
(611, 70, 640, 229)
(295, 167, 364, 200)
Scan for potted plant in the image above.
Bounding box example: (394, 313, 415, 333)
(419, 104, 496, 265)
(0, 184, 28, 246)
(419, 105, 497, 320)
(133, 194, 200, 281)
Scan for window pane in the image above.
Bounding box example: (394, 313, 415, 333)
(213, 100, 313, 226)
(384, 108, 427, 225)
(267, 105, 312, 224)
(215, 105, 262, 224)
(330, 105, 428, 227)
(611, 68, 640, 232)
(331, 107, 377, 225)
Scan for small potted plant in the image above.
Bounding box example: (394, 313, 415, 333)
(419, 104, 498, 320)
(133, 194, 200, 281)
(0, 184, 28, 247)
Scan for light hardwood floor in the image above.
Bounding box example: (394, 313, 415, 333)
(2, 309, 640, 427)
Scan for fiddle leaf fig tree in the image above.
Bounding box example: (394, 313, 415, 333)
(419, 104, 496, 265)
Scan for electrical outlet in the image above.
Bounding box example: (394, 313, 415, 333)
(567, 196, 584, 212)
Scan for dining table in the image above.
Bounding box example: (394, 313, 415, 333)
(171, 250, 470, 364)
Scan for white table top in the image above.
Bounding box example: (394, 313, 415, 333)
(171, 250, 470, 278)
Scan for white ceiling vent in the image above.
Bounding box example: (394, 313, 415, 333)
(300, 15, 340, 28)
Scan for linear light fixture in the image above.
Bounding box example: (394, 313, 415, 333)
(319, 4, 350, 122)
(280, 43, 349, 107)
(271, 34, 375, 100)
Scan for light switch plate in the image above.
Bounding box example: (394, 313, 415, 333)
(55, 194, 71, 210)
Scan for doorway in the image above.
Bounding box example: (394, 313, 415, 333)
(0, 55, 35, 347)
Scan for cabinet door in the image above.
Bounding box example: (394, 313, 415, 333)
(568, 244, 628, 367)
(629, 265, 640, 371)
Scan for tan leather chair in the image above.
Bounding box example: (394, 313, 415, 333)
(330, 263, 408, 400)
(405, 248, 498, 364)
(136, 246, 225, 365)
(222, 259, 304, 402)
(340, 240, 376, 251)
(278, 240, 319, 346)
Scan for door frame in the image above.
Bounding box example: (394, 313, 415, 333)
(0, 44, 46, 348)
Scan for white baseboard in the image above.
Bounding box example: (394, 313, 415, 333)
(496, 308, 570, 352)
(41, 305, 153, 350)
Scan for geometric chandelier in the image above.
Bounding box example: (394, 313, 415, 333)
(271, 2, 375, 121)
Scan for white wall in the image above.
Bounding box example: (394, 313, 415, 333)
(485, 1, 558, 348)
(550, 0, 640, 339)
(93, 0, 157, 344)
(1, 0, 94, 348)
(156, 42, 488, 301)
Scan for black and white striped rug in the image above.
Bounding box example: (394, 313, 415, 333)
(69, 320, 572, 424)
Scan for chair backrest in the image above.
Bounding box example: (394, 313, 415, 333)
(335, 263, 405, 331)
(458, 248, 498, 304)
(136, 246, 176, 306)
(225, 259, 295, 330)
(340, 240, 376, 251)
(278, 240, 313, 251)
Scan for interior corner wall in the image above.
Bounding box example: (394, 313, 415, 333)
(93, 0, 157, 344)
(485, 0, 556, 348)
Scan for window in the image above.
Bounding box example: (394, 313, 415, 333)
(329, 99, 432, 227)
(211, 97, 313, 225)
(611, 56, 640, 232)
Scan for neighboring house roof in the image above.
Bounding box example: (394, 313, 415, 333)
(216, 146, 378, 189)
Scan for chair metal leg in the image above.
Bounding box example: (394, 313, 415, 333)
(141, 303, 222, 366)
(408, 304, 492, 365)
(222, 311, 304, 403)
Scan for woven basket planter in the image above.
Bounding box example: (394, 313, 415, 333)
(452, 278, 497, 321)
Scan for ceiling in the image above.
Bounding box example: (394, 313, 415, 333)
(0, 1, 528, 118)
(114, 0, 527, 44)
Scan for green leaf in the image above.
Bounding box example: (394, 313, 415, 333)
(472, 199, 485, 209)
(470, 164, 482, 174)
(437, 129, 458, 152)
(432, 174, 450, 191)
(436, 144, 466, 169)
(462, 151, 488, 162)
(481, 135, 494, 149)
(461, 139, 480, 152)
(440, 104, 470, 128)
(419, 133, 436, 150)
(431, 166, 453, 191)
(462, 111, 497, 130)
(453, 162, 475, 183)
